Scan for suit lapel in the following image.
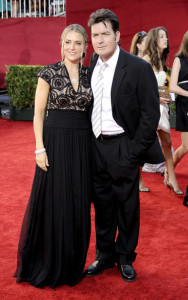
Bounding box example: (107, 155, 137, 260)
(90, 53, 99, 74)
(111, 49, 127, 107)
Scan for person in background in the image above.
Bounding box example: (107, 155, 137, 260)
(130, 31, 166, 183)
(12, 0, 19, 17)
(0, 0, 11, 18)
(143, 27, 183, 195)
(130, 31, 150, 192)
(85, 9, 163, 282)
(31, 0, 49, 16)
(14, 24, 92, 288)
(169, 31, 188, 172)
(130, 31, 147, 58)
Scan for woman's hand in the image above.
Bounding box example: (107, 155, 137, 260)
(36, 152, 49, 171)
(160, 97, 171, 104)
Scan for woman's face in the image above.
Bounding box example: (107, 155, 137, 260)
(157, 29, 168, 51)
(63, 31, 85, 63)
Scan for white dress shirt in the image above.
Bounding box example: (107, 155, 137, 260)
(91, 46, 124, 135)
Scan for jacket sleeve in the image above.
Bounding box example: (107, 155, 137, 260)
(130, 62, 160, 157)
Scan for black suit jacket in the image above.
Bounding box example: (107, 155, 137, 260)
(90, 48, 165, 164)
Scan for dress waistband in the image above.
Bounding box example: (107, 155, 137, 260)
(44, 109, 91, 129)
(178, 80, 188, 85)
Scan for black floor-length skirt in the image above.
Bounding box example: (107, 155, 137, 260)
(14, 110, 91, 288)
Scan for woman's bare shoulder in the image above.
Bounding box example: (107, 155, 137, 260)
(143, 54, 151, 63)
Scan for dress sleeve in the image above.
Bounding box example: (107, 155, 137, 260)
(37, 66, 52, 84)
(177, 54, 183, 64)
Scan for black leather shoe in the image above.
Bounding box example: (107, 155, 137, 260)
(118, 264, 136, 282)
(183, 185, 188, 207)
(85, 260, 115, 277)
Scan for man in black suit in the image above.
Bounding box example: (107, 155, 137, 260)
(85, 9, 164, 282)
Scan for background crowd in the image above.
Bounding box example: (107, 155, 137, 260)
(130, 28, 188, 198)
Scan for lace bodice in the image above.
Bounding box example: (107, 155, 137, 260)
(37, 62, 93, 111)
(154, 71, 166, 86)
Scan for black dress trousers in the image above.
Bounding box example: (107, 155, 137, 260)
(92, 133, 140, 265)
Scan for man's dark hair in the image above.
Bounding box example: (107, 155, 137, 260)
(88, 8, 119, 33)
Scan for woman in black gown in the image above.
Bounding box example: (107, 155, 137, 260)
(14, 24, 93, 288)
(169, 31, 188, 168)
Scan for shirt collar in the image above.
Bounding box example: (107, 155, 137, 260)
(97, 46, 120, 71)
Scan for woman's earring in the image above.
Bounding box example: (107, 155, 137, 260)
(138, 49, 142, 54)
(82, 52, 86, 58)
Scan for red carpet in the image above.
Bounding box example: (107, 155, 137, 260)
(0, 119, 188, 299)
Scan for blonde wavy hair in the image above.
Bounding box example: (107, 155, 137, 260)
(130, 31, 147, 55)
(176, 31, 188, 60)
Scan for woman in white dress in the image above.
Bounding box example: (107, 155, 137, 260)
(130, 31, 150, 192)
(143, 27, 183, 195)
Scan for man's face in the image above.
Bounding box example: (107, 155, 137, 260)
(91, 21, 120, 62)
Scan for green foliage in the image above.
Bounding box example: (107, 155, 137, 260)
(167, 67, 172, 77)
(5, 65, 43, 109)
(169, 100, 176, 114)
